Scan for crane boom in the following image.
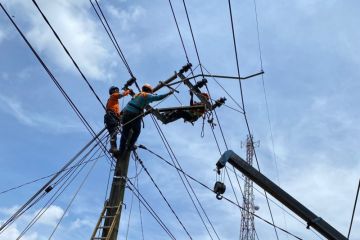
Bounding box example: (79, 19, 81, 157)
(216, 150, 347, 240)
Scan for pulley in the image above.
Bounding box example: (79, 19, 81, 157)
(213, 181, 226, 200)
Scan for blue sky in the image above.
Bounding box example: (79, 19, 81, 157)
(0, 0, 359, 239)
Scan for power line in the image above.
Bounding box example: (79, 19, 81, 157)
(1, 3, 115, 168)
(89, 0, 136, 79)
(16, 136, 106, 239)
(48, 148, 103, 239)
(134, 151, 194, 239)
(138, 144, 305, 240)
(181, 0, 205, 76)
(348, 178, 360, 239)
(226, 1, 280, 239)
(151, 115, 220, 240)
(0, 126, 106, 233)
(32, 0, 106, 110)
(127, 179, 177, 240)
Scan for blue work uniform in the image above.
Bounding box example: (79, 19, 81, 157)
(119, 92, 169, 155)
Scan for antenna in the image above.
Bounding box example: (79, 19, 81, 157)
(240, 134, 258, 240)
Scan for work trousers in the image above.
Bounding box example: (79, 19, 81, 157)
(119, 110, 142, 156)
(104, 111, 120, 147)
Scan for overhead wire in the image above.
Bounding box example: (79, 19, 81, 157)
(166, 1, 247, 238)
(90, 0, 136, 79)
(134, 151, 193, 239)
(251, 0, 290, 235)
(225, 166, 324, 240)
(16, 135, 106, 239)
(138, 144, 305, 240)
(181, 0, 205, 77)
(32, 0, 106, 110)
(48, 147, 104, 239)
(31, 0, 117, 167)
(127, 179, 177, 240)
(348, 178, 360, 239)
(226, 0, 280, 239)
(174, 3, 246, 236)
(150, 115, 220, 240)
(0, 3, 115, 169)
(0, 125, 106, 233)
(135, 160, 146, 240)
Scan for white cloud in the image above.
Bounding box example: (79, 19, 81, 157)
(0, 94, 83, 133)
(34, 205, 64, 227)
(3, 0, 117, 81)
(0, 223, 39, 240)
(106, 5, 145, 31)
(0, 30, 5, 43)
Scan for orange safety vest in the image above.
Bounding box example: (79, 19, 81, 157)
(106, 92, 121, 117)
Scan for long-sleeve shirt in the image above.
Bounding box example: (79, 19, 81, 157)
(124, 92, 168, 113)
(106, 91, 130, 116)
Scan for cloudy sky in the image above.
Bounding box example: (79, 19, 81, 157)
(0, 0, 359, 239)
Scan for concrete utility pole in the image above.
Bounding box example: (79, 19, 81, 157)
(91, 64, 192, 240)
(101, 144, 133, 240)
(240, 135, 257, 240)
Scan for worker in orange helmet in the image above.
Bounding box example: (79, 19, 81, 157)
(118, 83, 173, 156)
(104, 86, 132, 153)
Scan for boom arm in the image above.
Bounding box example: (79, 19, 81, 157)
(216, 150, 347, 240)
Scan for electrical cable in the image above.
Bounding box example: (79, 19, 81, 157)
(0, 125, 106, 233)
(32, 0, 106, 110)
(150, 116, 220, 240)
(133, 151, 193, 239)
(138, 144, 305, 240)
(48, 148, 103, 239)
(226, 1, 280, 239)
(0, 3, 115, 169)
(135, 160, 145, 240)
(347, 178, 360, 239)
(127, 179, 176, 240)
(181, 0, 205, 77)
(90, 0, 135, 79)
(16, 139, 105, 239)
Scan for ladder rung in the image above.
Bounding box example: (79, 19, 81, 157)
(98, 226, 110, 229)
(92, 237, 107, 240)
(101, 215, 115, 218)
(105, 206, 118, 209)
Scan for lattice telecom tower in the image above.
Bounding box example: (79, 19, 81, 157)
(240, 135, 257, 240)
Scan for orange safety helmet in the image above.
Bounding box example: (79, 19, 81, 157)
(142, 83, 153, 93)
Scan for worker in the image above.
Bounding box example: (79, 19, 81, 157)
(118, 84, 173, 156)
(104, 86, 132, 153)
(162, 91, 210, 124)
